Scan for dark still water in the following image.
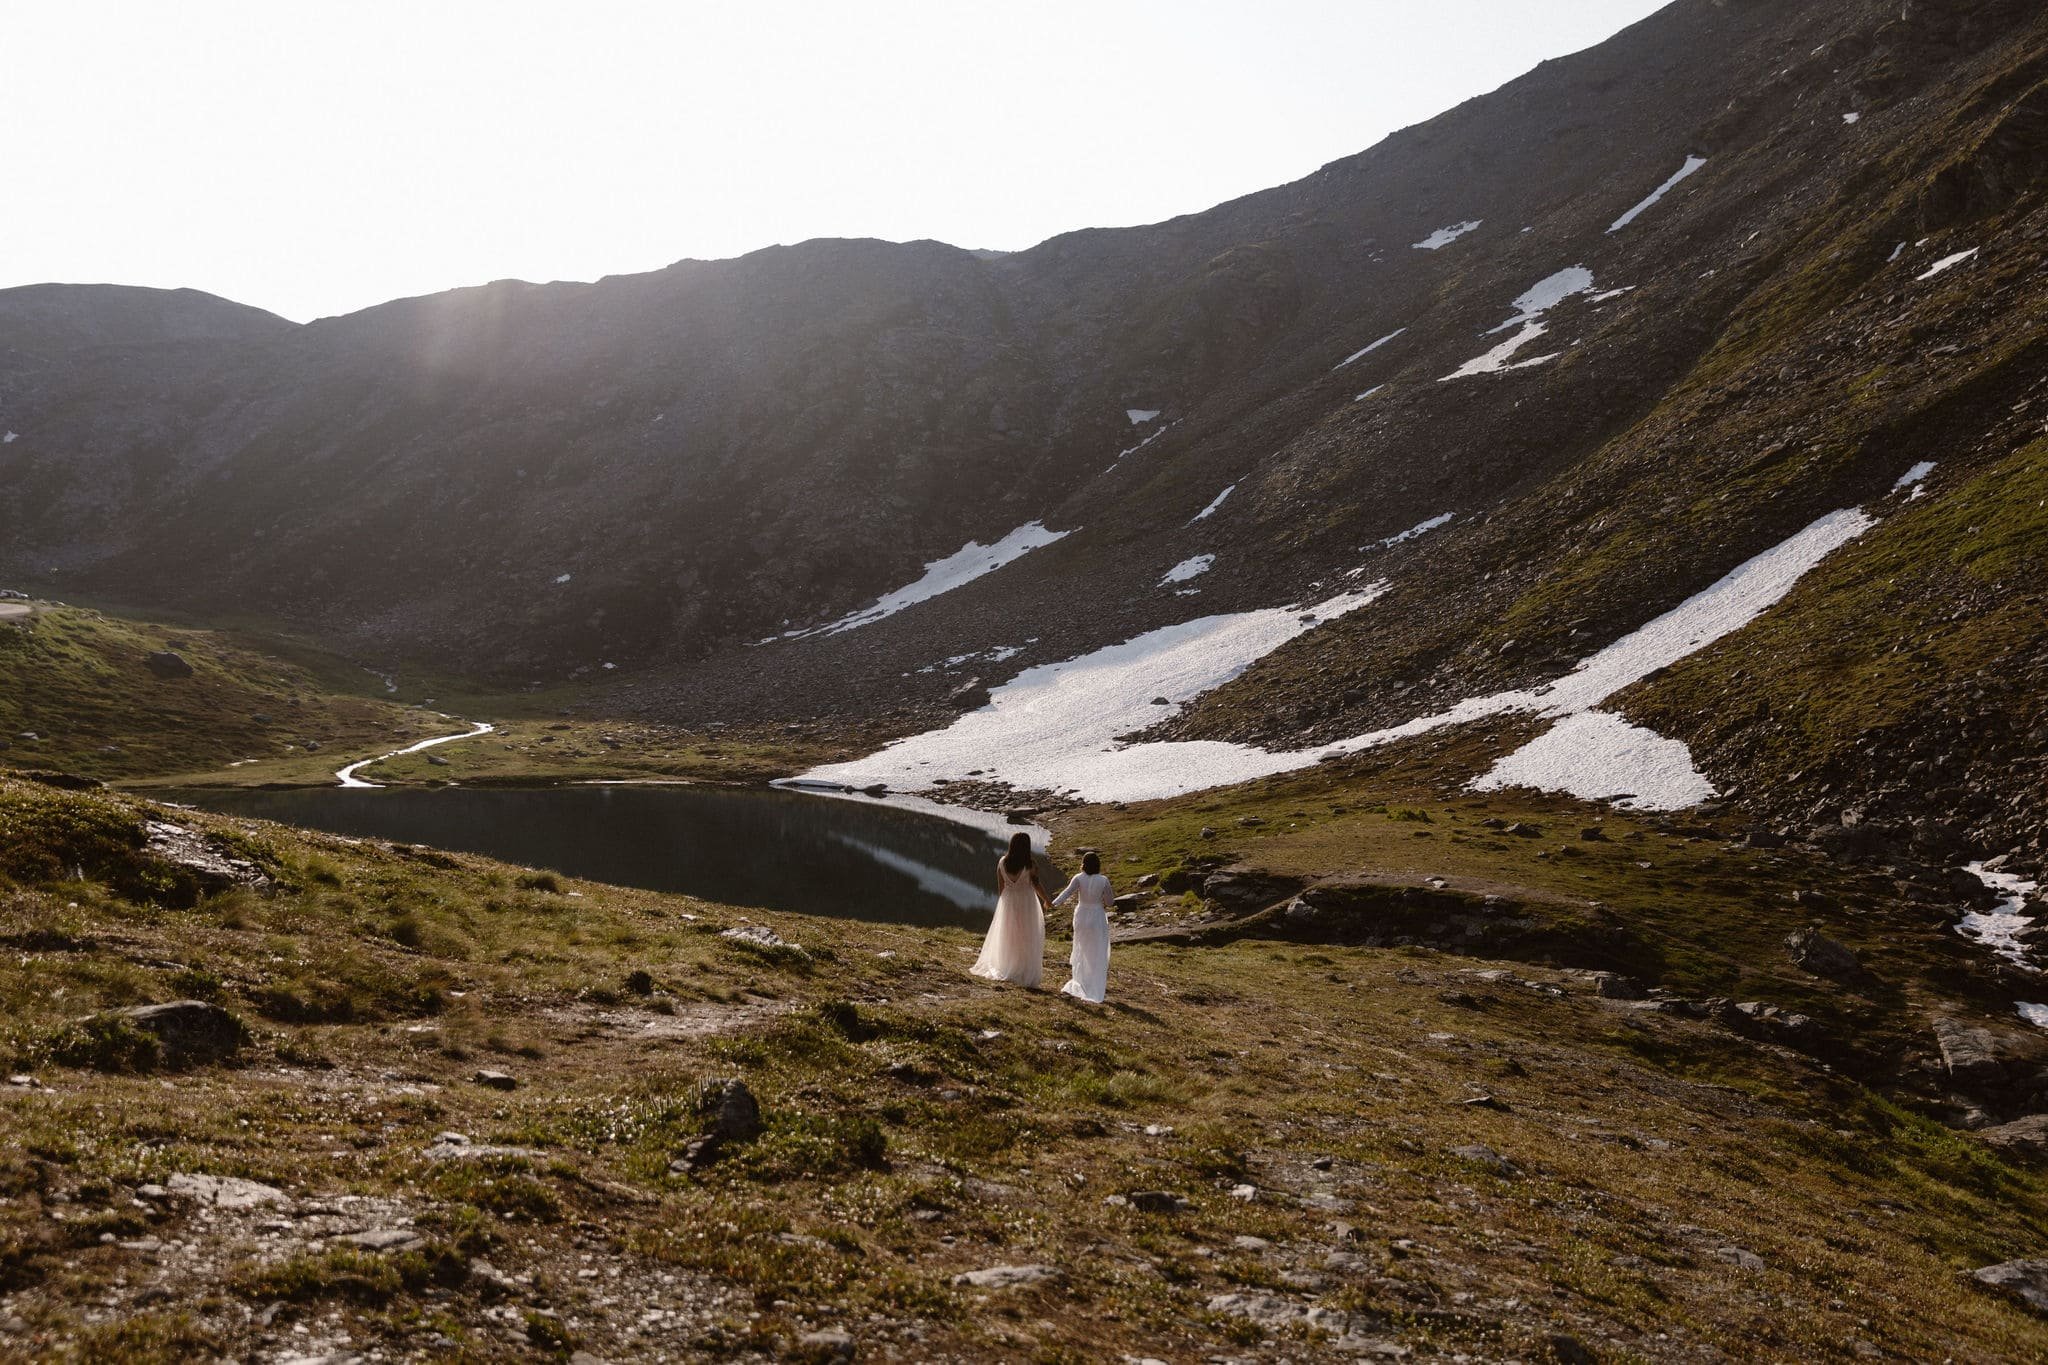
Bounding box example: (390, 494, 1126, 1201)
(164, 784, 1016, 928)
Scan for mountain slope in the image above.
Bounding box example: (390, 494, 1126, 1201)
(2, 0, 2045, 859)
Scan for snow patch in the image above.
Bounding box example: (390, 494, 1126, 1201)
(1958, 861, 2042, 976)
(1413, 220, 1481, 251)
(1892, 460, 1936, 491)
(1, 431, 16, 444)
(1607, 155, 1708, 233)
(1442, 321, 1558, 380)
(797, 522, 1069, 637)
(1189, 485, 1235, 524)
(1332, 329, 1405, 371)
(1354, 385, 1385, 402)
(917, 643, 1026, 675)
(1126, 408, 1161, 425)
(1369, 513, 1454, 550)
(798, 584, 1390, 804)
(1842, 111, 1861, 124)
(1589, 287, 1636, 303)
(552, 573, 573, 585)
(1916, 248, 1978, 281)
(1887, 242, 1906, 263)
(807, 506, 1874, 807)
(1472, 711, 1714, 810)
(1112, 420, 1178, 464)
(1491, 267, 1597, 333)
(1161, 555, 1215, 585)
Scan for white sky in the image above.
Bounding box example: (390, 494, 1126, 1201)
(1, 1, 1669, 323)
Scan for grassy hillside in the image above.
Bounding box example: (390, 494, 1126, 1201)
(0, 604, 419, 783)
(2, 771, 2044, 1361)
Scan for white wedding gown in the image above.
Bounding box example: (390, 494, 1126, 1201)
(971, 860, 1045, 987)
(1052, 871, 1112, 1003)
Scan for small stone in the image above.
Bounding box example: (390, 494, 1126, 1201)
(1128, 1190, 1191, 1213)
(1593, 972, 1646, 1000)
(1231, 1235, 1271, 1252)
(1578, 826, 1607, 841)
(953, 1263, 1060, 1288)
(1199, 826, 1217, 839)
(1449, 1144, 1517, 1176)
(1785, 926, 1862, 980)
(795, 1328, 857, 1363)
(1228, 1183, 1258, 1201)
(1462, 1094, 1510, 1112)
(700, 1078, 762, 1141)
(474, 1069, 517, 1091)
(1544, 1332, 1598, 1364)
(1715, 1245, 1766, 1271)
(336, 1228, 424, 1252)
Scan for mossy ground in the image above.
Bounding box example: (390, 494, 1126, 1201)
(2, 770, 2044, 1363)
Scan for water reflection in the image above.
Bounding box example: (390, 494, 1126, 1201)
(164, 784, 1017, 928)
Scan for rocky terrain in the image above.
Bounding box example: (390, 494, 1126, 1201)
(4, 766, 2048, 1363)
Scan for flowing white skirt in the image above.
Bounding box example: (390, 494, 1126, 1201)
(1061, 905, 1109, 1003)
(971, 879, 1044, 987)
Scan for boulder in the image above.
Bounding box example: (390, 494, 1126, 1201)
(1979, 1114, 2048, 1155)
(144, 651, 194, 679)
(141, 820, 271, 893)
(1932, 1018, 2048, 1092)
(1593, 972, 1646, 1000)
(1785, 927, 1863, 981)
(701, 1078, 762, 1141)
(165, 1173, 288, 1210)
(1198, 867, 1304, 915)
(1972, 1259, 2048, 1315)
(106, 1001, 246, 1067)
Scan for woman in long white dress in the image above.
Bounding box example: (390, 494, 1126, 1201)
(971, 832, 1050, 987)
(1051, 850, 1113, 1003)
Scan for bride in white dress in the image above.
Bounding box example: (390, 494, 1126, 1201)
(971, 832, 1050, 987)
(1051, 851, 1113, 1003)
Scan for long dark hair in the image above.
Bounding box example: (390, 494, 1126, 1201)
(1003, 832, 1032, 876)
(1081, 851, 1101, 875)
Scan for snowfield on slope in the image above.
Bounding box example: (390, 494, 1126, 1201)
(789, 522, 1069, 638)
(798, 584, 1390, 803)
(1608, 155, 1708, 232)
(801, 501, 1880, 808)
(1443, 266, 1596, 379)
(1333, 329, 1405, 370)
(1190, 485, 1235, 523)
(1161, 555, 1215, 585)
(1414, 221, 1482, 250)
